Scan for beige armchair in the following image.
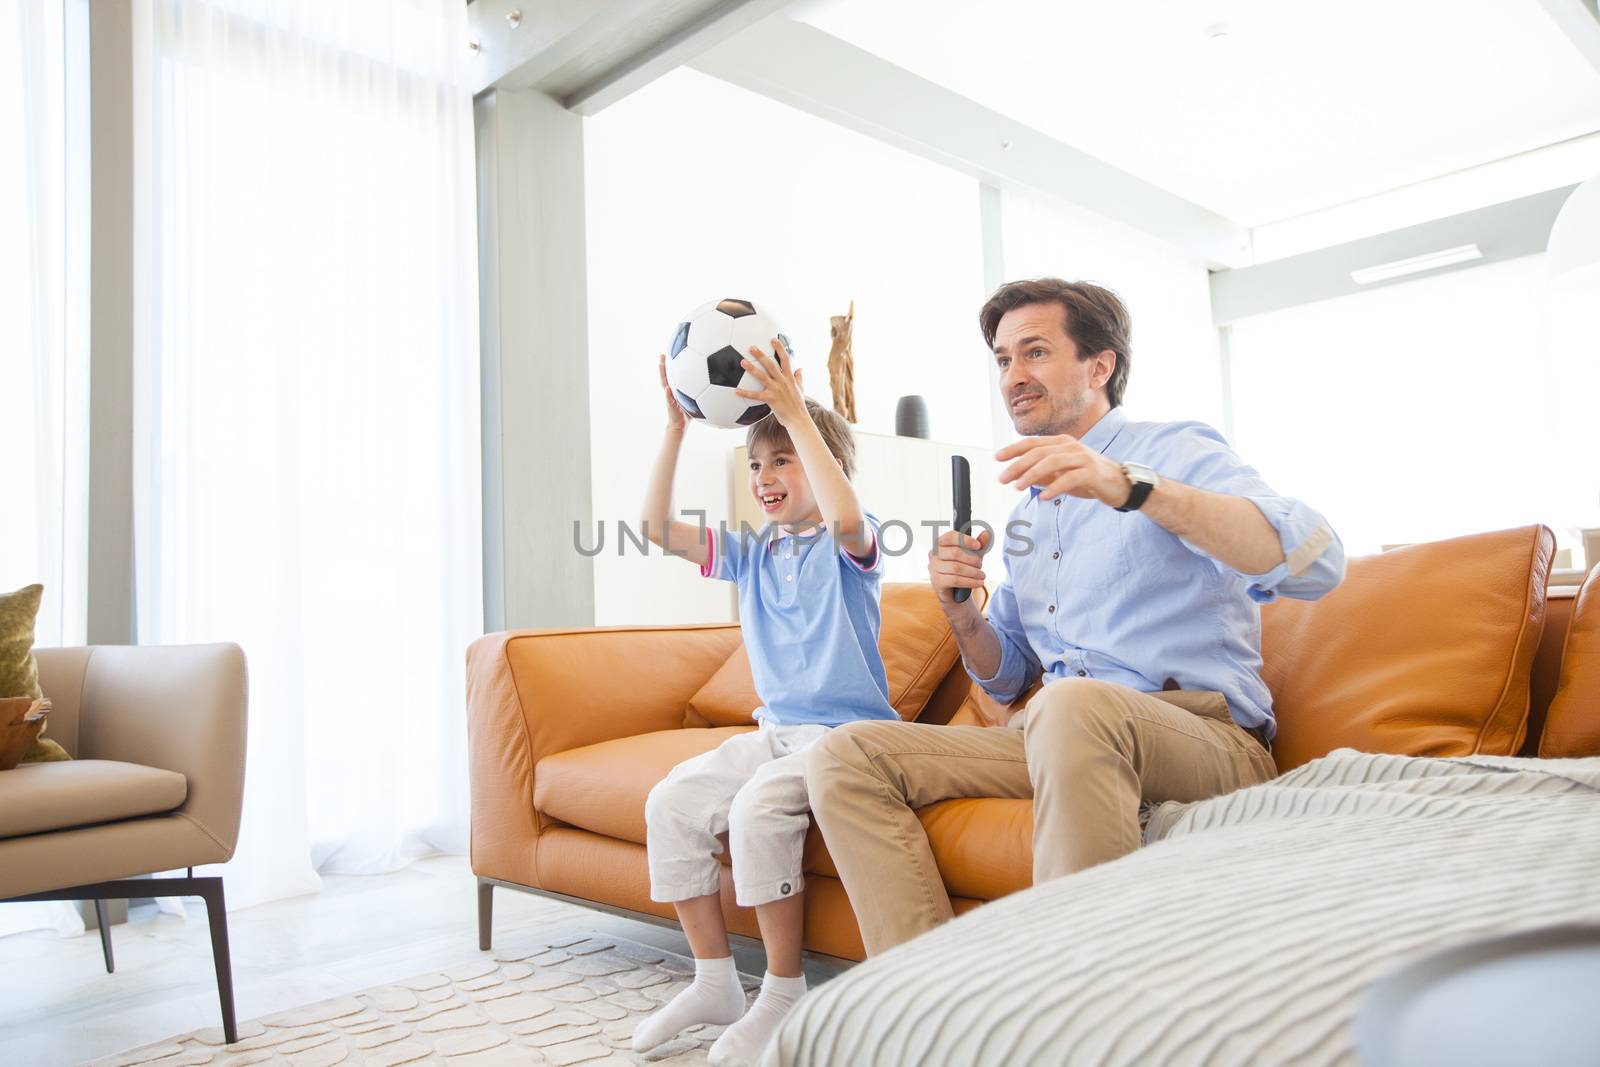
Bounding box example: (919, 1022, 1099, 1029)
(0, 643, 247, 1042)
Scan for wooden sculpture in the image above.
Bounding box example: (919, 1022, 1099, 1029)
(828, 300, 857, 423)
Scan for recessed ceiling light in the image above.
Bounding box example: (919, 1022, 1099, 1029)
(1205, 23, 1231, 41)
(1350, 244, 1483, 285)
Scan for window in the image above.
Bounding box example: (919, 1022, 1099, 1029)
(1228, 254, 1598, 563)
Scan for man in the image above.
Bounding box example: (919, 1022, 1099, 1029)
(805, 278, 1345, 956)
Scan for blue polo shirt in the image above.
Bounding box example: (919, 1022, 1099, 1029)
(702, 513, 898, 728)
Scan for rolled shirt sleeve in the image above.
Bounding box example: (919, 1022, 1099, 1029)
(1236, 494, 1345, 603)
(1152, 421, 1346, 603)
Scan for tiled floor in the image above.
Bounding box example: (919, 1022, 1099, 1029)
(0, 856, 843, 1067)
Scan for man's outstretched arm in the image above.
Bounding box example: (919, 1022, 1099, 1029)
(1137, 480, 1284, 576)
(996, 422, 1344, 603)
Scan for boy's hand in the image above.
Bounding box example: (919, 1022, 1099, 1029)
(659, 354, 688, 434)
(736, 337, 807, 427)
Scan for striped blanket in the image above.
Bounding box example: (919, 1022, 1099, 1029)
(765, 750, 1600, 1067)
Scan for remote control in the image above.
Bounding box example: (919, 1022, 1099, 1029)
(951, 455, 972, 604)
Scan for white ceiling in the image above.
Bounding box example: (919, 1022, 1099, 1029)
(788, 0, 1600, 226)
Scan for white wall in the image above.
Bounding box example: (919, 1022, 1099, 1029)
(583, 68, 990, 625)
(1229, 253, 1600, 558)
(998, 187, 1226, 433)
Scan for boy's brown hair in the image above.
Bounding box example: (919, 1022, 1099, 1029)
(746, 399, 856, 479)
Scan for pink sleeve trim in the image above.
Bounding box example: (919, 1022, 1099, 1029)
(700, 528, 717, 578)
(843, 527, 879, 573)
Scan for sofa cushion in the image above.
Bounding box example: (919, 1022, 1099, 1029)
(537, 727, 1033, 903)
(1262, 525, 1554, 771)
(0, 759, 188, 838)
(0, 583, 69, 765)
(1540, 566, 1600, 758)
(917, 797, 1032, 900)
(537, 728, 752, 843)
(0, 584, 44, 702)
(687, 583, 974, 726)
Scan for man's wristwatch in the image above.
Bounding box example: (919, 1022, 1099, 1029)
(1115, 462, 1160, 512)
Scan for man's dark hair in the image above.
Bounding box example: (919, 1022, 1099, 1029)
(978, 278, 1132, 408)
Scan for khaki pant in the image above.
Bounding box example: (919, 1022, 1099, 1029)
(805, 677, 1278, 955)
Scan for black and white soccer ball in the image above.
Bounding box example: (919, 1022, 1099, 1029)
(665, 298, 792, 429)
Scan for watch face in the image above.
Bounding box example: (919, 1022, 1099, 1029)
(1124, 463, 1157, 485)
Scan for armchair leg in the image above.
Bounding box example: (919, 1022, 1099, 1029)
(478, 879, 493, 951)
(195, 878, 238, 1044)
(94, 899, 115, 973)
(5, 875, 237, 1044)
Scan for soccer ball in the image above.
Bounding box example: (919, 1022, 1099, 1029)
(665, 298, 792, 429)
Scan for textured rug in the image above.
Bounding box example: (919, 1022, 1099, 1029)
(91, 929, 759, 1067)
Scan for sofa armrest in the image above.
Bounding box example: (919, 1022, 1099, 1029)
(45, 643, 248, 857)
(465, 623, 740, 880)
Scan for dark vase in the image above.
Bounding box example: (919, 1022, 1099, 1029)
(895, 395, 929, 439)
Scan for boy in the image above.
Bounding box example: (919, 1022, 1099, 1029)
(634, 338, 897, 1065)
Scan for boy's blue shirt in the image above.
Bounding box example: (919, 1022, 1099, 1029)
(703, 511, 898, 727)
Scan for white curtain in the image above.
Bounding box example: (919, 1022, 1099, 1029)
(1, 0, 85, 650)
(132, 0, 482, 909)
(1, 0, 90, 940)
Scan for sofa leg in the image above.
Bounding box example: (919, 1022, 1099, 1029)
(195, 878, 238, 1045)
(478, 879, 493, 951)
(94, 899, 115, 973)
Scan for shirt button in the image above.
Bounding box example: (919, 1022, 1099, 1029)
(1052, 551, 1060, 560)
(1048, 604, 1056, 613)
(785, 574, 793, 582)
(1076, 669, 1087, 677)
(1054, 499, 1062, 507)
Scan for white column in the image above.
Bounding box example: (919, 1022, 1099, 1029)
(475, 88, 595, 631)
(86, 0, 135, 645)
(979, 183, 1013, 448)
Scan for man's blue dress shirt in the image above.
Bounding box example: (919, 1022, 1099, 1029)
(975, 407, 1344, 740)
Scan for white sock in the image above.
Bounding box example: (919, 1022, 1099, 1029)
(632, 955, 747, 1054)
(706, 972, 807, 1067)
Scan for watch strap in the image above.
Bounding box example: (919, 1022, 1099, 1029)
(1116, 464, 1158, 513)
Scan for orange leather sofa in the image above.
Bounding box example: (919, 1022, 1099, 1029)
(467, 525, 1592, 961)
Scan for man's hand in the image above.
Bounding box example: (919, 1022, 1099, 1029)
(659, 354, 689, 435)
(929, 527, 992, 606)
(996, 435, 1130, 506)
(736, 337, 807, 427)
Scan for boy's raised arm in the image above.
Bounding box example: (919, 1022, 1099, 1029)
(644, 354, 713, 569)
(737, 339, 873, 561)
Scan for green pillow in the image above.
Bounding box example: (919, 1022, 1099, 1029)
(0, 584, 70, 763)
